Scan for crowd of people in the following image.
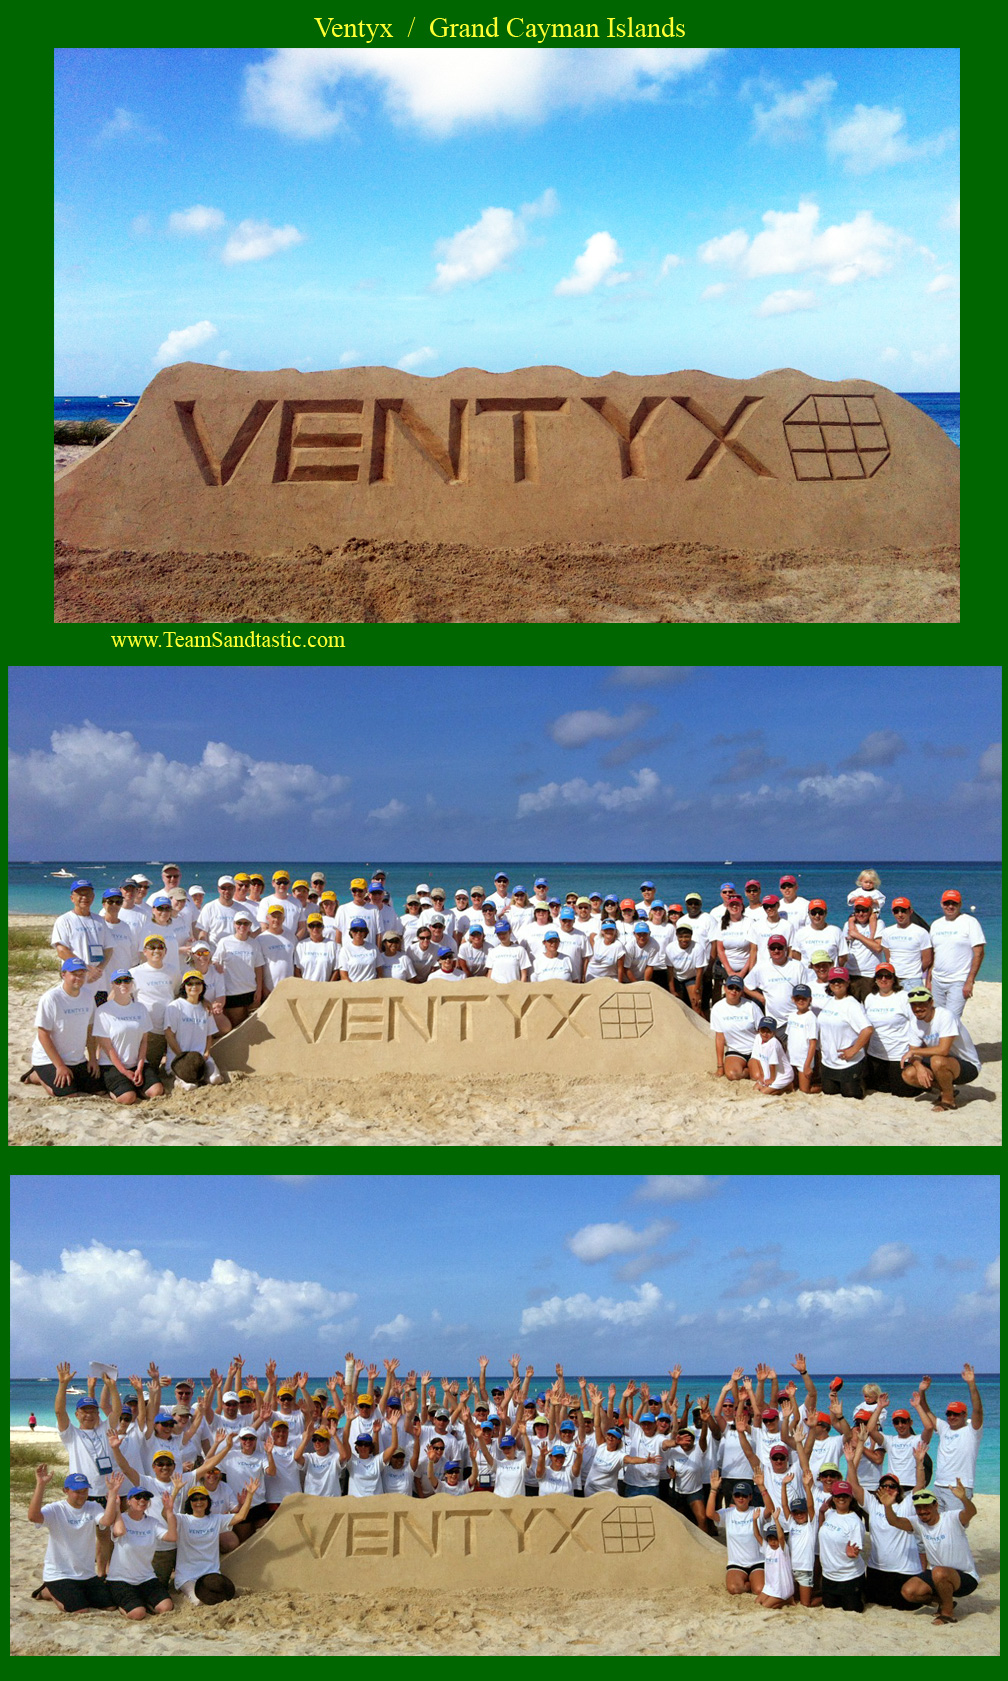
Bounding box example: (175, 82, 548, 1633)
(31, 1353, 983, 1623)
(24, 864, 985, 1106)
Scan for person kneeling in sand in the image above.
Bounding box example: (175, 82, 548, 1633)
(747, 1017, 795, 1095)
(900, 989, 982, 1112)
(170, 1478, 256, 1606)
(23, 958, 102, 1096)
(707, 1472, 769, 1596)
(29, 1465, 115, 1613)
(103, 1474, 176, 1621)
(883, 1482, 980, 1625)
(710, 976, 762, 1080)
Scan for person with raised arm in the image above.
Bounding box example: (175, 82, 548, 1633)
(706, 1467, 770, 1596)
(751, 1473, 796, 1608)
(845, 1430, 930, 1609)
(778, 1463, 819, 1606)
(104, 1473, 176, 1621)
(169, 1476, 256, 1605)
(28, 1462, 115, 1613)
(535, 1426, 584, 1495)
(294, 1410, 346, 1498)
(913, 1364, 983, 1510)
(815, 1468, 868, 1612)
(883, 1475, 980, 1625)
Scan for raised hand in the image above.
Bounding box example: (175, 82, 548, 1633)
(478, 1356, 489, 1370)
(161, 1489, 174, 1516)
(366, 1364, 379, 1381)
(792, 1353, 807, 1375)
(962, 1363, 975, 1385)
(130, 1373, 145, 1394)
(420, 1371, 432, 1388)
(57, 1361, 75, 1383)
(913, 1439, 927, 1462)
(877, 1392, 889, 1409)
(148, 1362, 161, 1383)
(107, 1471, 125, 1496)
(209, 1368, 222, 1388)
(919, 1375, 931, 1392)
(780, 1471, 793, 1487)
(107, 1428, 122, 1450)
(510, 1354, 520, 1372)
(709, 1468, 721, 1489)
(171, 1475, 185, 1495)
(669, 1365, 682, 1382)
(952, 1478, 968, 1499)
(35, 1463, 53, 1486)
(731, 1367, 744, 1383)
(525, 1366, 535, 1380)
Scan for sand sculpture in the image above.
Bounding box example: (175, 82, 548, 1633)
(210, 978, 714, 1080)
(55, 363, 958, 553)
(222, 1492, 726, 1594)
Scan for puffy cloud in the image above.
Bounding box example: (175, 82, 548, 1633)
(221, 219, 305, 264)
(555, 231, 628, 296)
(701, 282, 730, 299)
(566, 1221, 674, 1264)
(978, 743, 1001, 781)
(927, 273, 957, 293)
(699, 200, 899, 285)
(725, 1245, 797, 1296)
(851, 1242, 918, 1282)
(827, 105, 955, 174)
(757, 287, 818, 316)
(434, 206, 525, 290)
(794, 770, 888, 806)
(243, 47, 720, 141)
(367, 797, 408, 821)
(516, 766, 661, 817)
(635, 1176, 721, 1202)
(98, 107, 161, 144)
(659, 253, 682, 275)
(840, 729, 908, 770)
(153, 319, 217, 368)
(168, 204, 226, 236)
(396, 347, 437, 370)
(794, 1284, 885, 1318)
(548, 706, 651, 748)
(372, 1313, 412, 1340)
(9, 1243, 357, 1363)
(751, 75, 836, 141)
(985, 1257, 999, 1292)
(8, 723, 350, 834)
(521, 1280, 664, 1334)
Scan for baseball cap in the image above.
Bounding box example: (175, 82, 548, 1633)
(828, 966, 848, 981)
(217, 875, 236, 888)
(912, 1491, 938, 1506)
(64, 1472, 91, 1489)
(720, 881, 736, 892)
(74, 1395, 99, 1410)
(306, 913, 324, 926)
(127, 1486, 152, 1501)
(70, 878, 93, 893)
(350, 877, 367, 891)
(833, 1481, 853, 1497)
(534, 877, 548, 888)
(891, 1409, 911, 1422)
(233, 910, 253, 924)
(792, 984, 812, 999)
(61, 957, 87, 973)
(875, 963, 896, 977)
(809, 899, 827, 913)
(685, 891, 702, 903)
(941, 889, 962, 903)
(151, 894, 172, 908)
(495, 918, 511, 933)
(548, 1445, 566, 1458)
(634, 920, 650, 934)
(349, 917, 369, 931)
(221, 1391, 240, 1404)
(892, 897, 912, 911)
(853, 896, 874, 909)
(946, 1401, 968, 1415)
(640, 1412, 656, 1424)
(768, 935, 787, 949)
(640, 880, 655, 890)
(238, 1427, 258, 1439)
(761, 1408, 779, 1422)
(758, 1016, 778, 1032)
(780, 875, 797, 886)
(762, 893, 780, 906)
(559, 907, 575, 921)
(908, 988, 933, 1003)
(444, 1460, 462, 1473)
(605, 1426, 623, 1440)
(600, 919, 617, 931)
(723, 976, 744, 990)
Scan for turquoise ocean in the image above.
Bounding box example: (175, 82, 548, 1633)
(10, 860, 1001, 977)
(11, 1372, 997, 1491)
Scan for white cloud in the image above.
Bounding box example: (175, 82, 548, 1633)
(367, 797, 408, 821)
(795, 770, 888, 806)
(98, 107, 160, 144)
(608, 667, 693, 687)
(9, 723, 350, 831)
(699, 200, 899, 286)
(827, 104, 955, 174)
(659, 253, 682, 276)
(555, 231, 628, 296)
(880, 346, 899, 361)
(851, 1243, 917, 1282)
(985, 1257, 1000, 1292)
(794, 1284, 886, 1319)
(131, 214, 151, 236)
(396, 347, 437, 370)
(549, 706, 651, 748)
(701, 282, 729, 299)
(221, 219, 305, 265)
(978, 743, 1001, 781)
(517, 766, 661, 818)
(434, 207, 525, 290)
(522, 187, 559, 220)
(841, 729, 907, 769)
(521, 1280, 664, 1334)
(339, 349, 359, 366)
(751, 75, 836, 141)
(243, 47, 720, 141)
(635, 1176, 720, 1202)
(153, 320, 217, 368)
(567, 1221, 673, 1264)
(927, 273, 957, 293)
(757, 288, 818, 316)
(168, 204, 226, 236)
(372, 1313, 412, 1340)
(10, 1243, 357, 1360)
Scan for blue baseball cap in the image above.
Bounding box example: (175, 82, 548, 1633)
(758, 1016, 778, 1032)
(651, 900, 666, 911)
(467, 923, 484, 935)
(444, 1460, 462, 1473)
(589, 890, 602, 900)
(70, 879, 93, 893)
(723, 976, 744, 990)
(501, 1435, 517, 1448)
(512, 885, 527, 895)
(634, 920, 650, 934)
(367, 880, 384, 892)
(534, 877, 548, 887)
(386, 1396, 402, 1410)
(600, 919, 617, 930)
(127, 1486, 152, 1501)
(560, 1420, 576, 1433)
(549, 1444, 566, 1457)
(74, 1396, 100, 1410)
(437, 946, 454, 959)
(154, 1412, 176, 1425)
(559, 907, 575, 920)
(640, 880, 655, 890)
(543, 929, 560, 941)
(494, 872, 509, 881)
(792, 984, 813, 999)
(657, 1412, 672, 1422)
(349, 917, 369, 931)
(605, 1426, 623, 1440)
(495, 918, 511, 933)
(640, 1412, 656, 1424)
(61, 957, 87, 973)
(720, 880, 736, 891)
(356, 1433, 373, 1447)
(64, 1472, 91, 1489)
(101, 887, 123, 900)
(151, 894, 172, 908)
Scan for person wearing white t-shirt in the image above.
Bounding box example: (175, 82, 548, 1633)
(51, 880, 114, 1005)
(340, 922, 380, 982)
(816, 970, 872, 1099)
(377, 931, 419, 981)
(790, 903, 849, 969)
(93, 973, 164, 1104)
(406, 926, 440, 980)
(778, 876, 810, 927)
(119, 880, 154, 942)
(844, 899, 885, 998)
(620, 924, 660, 983)
(859, 965, 916, 1093)
(913, 1367, 983, 1510)
(884, 1484, 980, 1624)
(745, 942, 809, 1023)
(927, 893, 985, 1017)
(784, 988, 819, 1093)
(171, 1479, 255, 1605)
(881, 899, 933, 986)
(294, 1422, 344, 1497)
(28, 1465, 117, 1613)
(99, 890, 140, 991)
(485, 922, 531, 983)
(844, 1445, 930, 1610)
(531, 932, 574, 982)
(103, 1477, 176, 1620)
(816, 1481, 867, 1611)
(146, 898, 185, 977)
(295, 918, 339, 982)
(706, 1472, 768, 1595)
(748, 1018, 795, 1094)
(900, 991, 982, 1109)
(257, 907, 297, 994)
(711, 978, 762, 1079)
(585, 920, 623, 981)
(26, 961, 100, 1095)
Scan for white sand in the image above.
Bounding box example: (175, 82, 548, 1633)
(7, 917, 1001, 1146)
(9, 1433, 999, 1655)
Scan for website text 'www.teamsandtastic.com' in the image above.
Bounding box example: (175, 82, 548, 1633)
(109, 631, 347, 650)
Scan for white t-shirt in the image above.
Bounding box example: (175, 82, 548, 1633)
(585, 939, 622, 981)
(864, 1492, 921, 1573)
(377, 951, 419, 982)
(301, 1450, 343, 1497)
(710, 996, 762, 1058)
(933, 1418, 982, 1486)
(746, 957, 809, 1022)
(198, 900, 240, 947)
(32, 986, 93, 1066)
(492, 1457, 527, 1498)
(93, 998, 153, 1067)
(785, 1011, 818, 1071)
(862, 990, 916, 1062)
(340, 943, 379, 982)
(381, 1461, 415, 1495)
(257, 931, 296, 988)
(456, 938, 488, 977)
(928, 914, 985, 983)
(791, 923, 848, 967)
(751, 1034, 794, 1089)
(881, 1430, 924, 1485)
(295, 938, 338, 982)
(41, 1499, 105, 1581)
(258, 896, 302, 940)
(107, 1511, 170, 1584)
(817, 1507, 866, 1580)
(718, 1504, 764, 1569)
(910, 1508, 977, 1577)
(845, 921, 883, 978)
(717, 923, 755, 975)
(129, 964, 179, 1031)
(816, 994, 871, 1070)
(532, 952, 574, 983)
(910, 1008, 980, 1072)
(332, 902, 377, 946)
(486, 944, 530, 984)
(120, 902, 153, 937)
(162, 998, 217, 1067)
(264, 1444, 304, 1502)
(665, 1441, 706, 1496)
(213, 935, 265, 996)
(51, 911, 110, 974)
(220, 1447, 267, 1501)
(173, 1512, 233, 1585)
(347, 1451, 384, 1497)
(624, 1424, 661, 1488)
(880, 921, 932, 984)
(100, 918, 141, 978)
(583, 1444, 625, 1495)
(58, 1422, 114, 1496)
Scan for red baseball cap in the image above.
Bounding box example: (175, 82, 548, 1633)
(853, 896, 874, 909)
(946, 1401, 967, 1415)
(941, 889, 962, 903)
(892, 897, 912, 911)
(828, 966, 848, 981)
(761, 1408, 779, 1422)
(834, 1481, 853, 1497)
(829, 1377, 844, 1392)
(875, 963, 896, 976)
(780, 875, 797, 886)
(816, 1411, 832, 1425)
(809, 898, 828, 912)
(891, 1409, 911, 1422)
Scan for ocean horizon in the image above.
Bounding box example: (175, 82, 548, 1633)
(10, 858, 1000, 977)
(55, 392, 961, 449)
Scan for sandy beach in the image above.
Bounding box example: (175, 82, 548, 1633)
(8, 915, 1000, 1148)
(9, 1430, 998, 1655)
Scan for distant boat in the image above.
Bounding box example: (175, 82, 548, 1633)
(724, 860, 733, 865)
(111, 400, 132, 407)
(148, 861, 162, 866)
(51, 868, 74, 878)
(66, 1386, 85, 1395)
(98, 394, 107, 399)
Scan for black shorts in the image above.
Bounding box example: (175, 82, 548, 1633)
(225, 991, 255, 1009)
(914, 1053, 980, 1086)
(650, 969, 671, 991)
(822, 1574, 866, 1612)
(107, 1577, 169, 1613)
(101, 1061, 163, 1098)
(726, 1562, 761, 1580)
(671, 974, 696, 1004)
(866, 1566, 926, 1607)
(921, 1568, 979, 1598)
(41, 1576, 114, 1613)
(821, 1063, 866, 1100)
(866, 1055, 917, 1096)
(27, 1061, 103, 1097)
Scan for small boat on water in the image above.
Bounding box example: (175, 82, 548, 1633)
(50, 868, 74, 878)
(111, 400, 132, 407)
(66, 1386, 85, 1396)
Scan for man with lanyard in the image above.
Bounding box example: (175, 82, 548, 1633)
(50, 879, 113, 1005)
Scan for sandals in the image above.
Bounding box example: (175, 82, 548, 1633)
(932, 1611, 957, 1625)
(931, 1098, 957, 1112)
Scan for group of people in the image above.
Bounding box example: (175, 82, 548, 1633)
(33, 1353, 983, 1625)
(25, 864, 984, 1107)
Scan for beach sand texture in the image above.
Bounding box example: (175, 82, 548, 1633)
(8, 918, 1000, 1147)
(9, 1434, 999, 1656)
(54, 364, 959, 623)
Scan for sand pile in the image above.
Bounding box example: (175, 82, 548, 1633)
(211, 977, 713, 1079)
(53, 364, 958, 623)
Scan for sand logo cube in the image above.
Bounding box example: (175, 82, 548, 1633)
(598, 992, 654, 1039)
(784, 394, 891, 481)
(601, 1505, 656, 1553)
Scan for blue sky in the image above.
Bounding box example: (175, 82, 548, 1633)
(8, 666, 1000, 857)
(10, 1174, 998, 1371)
(55, 47, 959, 392)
